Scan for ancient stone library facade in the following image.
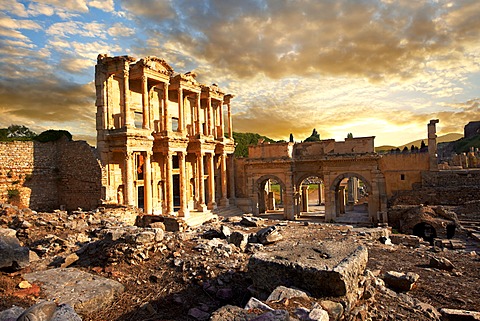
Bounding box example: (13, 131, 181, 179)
(95, 55, 235, 217)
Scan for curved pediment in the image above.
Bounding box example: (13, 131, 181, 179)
(139, 56, 174, 76)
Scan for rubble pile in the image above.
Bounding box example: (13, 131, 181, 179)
(0, 203, 479, 321)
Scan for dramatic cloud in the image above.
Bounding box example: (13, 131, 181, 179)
(0, 0, 479, 146)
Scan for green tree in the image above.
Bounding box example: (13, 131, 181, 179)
(289, 133, 294, 143)
(35, 130, 73, 142)
(347, 133, 353, 139)
(232, 132, 275, 157)
(304, 128, 320, 142)
(7, 125, 37, 139)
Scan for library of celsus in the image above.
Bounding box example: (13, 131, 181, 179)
(94, 54, 235, 218)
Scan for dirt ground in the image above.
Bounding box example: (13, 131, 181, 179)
(1, 212, 479, 321)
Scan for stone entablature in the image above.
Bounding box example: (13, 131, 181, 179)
(96, 54, 235, 216)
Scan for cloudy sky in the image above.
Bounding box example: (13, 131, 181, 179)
(1, 0, 479, 146)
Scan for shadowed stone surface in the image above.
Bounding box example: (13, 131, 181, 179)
(0, 228, 29, 270)
(248, 240, 368, 297)
(24, 268, 124, 314)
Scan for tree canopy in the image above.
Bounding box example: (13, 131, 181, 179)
(304, 128, 320, 142)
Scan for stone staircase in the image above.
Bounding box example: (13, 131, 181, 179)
(458, 218, 480, 242)
(213, 205, 246, 219)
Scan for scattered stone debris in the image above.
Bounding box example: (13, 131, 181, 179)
(0, 204, 479, 321)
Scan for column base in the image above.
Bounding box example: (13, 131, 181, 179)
(207, 202, 217, 210)
(178, 208, 190, 218)
(196, 204, 208, 212)
(219, 198, 229, 207)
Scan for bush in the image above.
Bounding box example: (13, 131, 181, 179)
(7, 189, 20, 199)
(35, 130, 72, 142)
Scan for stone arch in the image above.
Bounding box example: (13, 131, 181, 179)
(329, 172, 373, 221)
(329, 172, 372, 193)
(255, 175, 286, 215)
(295, 173, 324, 191)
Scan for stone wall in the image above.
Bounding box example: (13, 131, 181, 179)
(390, 170, 480, 206)
(0, 138, 102, 211)
(379, 153, 430, 198)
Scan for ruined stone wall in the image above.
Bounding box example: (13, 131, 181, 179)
(390, 170, 480, 206)
(249, 142, 293, 159)
(333, 137, 375, 154)
(379, 153, 430, 198)
(0, 139, 102, 211)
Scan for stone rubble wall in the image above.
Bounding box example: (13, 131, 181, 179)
(0, 138, 102, 211)
(390, 170, 480, 206)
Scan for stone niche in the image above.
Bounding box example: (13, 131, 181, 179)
(248, 240, 368, 298)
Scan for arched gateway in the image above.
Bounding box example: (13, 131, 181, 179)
(237, 137, 388, 224)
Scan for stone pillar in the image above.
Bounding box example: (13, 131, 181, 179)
(196, 152, 207, 211)
(347, 178, 355, 211)
(196, 94, 202, 136)
(318, 182, 324, 205)
(206, 153, 216, 209)
(301, 185, 309, 212)
(267, 192, 275, 210)
(219, 153, 229, 206)
(178, 151, 189, 217)
(338, 186, 346, 214)
(142, 75, 149, 129)
(207, 96, 212, 136)
(284, 173, 296, 220)
(163, 83, 171, 132)
(123, 69, 133, 128)
(177, 88, 184, 134)
(165, 152, 174, 215)
(224, 94, 233, 138)
(124, 151, 134, 206)
(228, 155, 236, 204)
(428, 119, 439, 171)
(219, 102, 224, 138)
(144, 151, 152, 214)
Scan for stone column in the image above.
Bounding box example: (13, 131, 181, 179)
(177, 88, 184, 134)
(428, 119, 439, 171)
(124, 151, 134, 206)
(196, 152, 207, 211)
(347, 178, 355, 211)
(318, 183, 324, 205)
(141, 75, 149, 129)
(301, 185, 309, 212)
(219, 102, 224, 138)
(178, 151, 189, 217)
(228, 155, 236, 204)
(338, 186, 346, 214)
(163, 83, 171, 132)
(165, 152, 174, 215)
(196, 94, 202, 136)
(206, 96, 212, 136)
(123, 69, 133, 128)
(206, 153, 216, 209)
(224, 94, 233, 138)
(219, 153, 229, 206)
(144, 151, 152, 214)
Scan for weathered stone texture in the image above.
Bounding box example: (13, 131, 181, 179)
(248, 240, 368, 298)
(0, 138, 101, 211)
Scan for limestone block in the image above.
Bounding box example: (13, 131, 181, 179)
(429, 256, 455, 271)
(266, 285, 310, 302)
(0, 228, 30, 270)
(383, 271, 419, 292)
(256, 226, 283, 245)
(16, 301, 56, 321)
(230, 231, 248, 251)
(440, 308, 480, 321)
(248, 240, 368, 298)
(24, 268, 124, 314)
(0, 306, 25, 321)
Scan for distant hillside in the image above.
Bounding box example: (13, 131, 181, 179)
(375, 133, 463, 152)
(233, 132, 276, 157)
